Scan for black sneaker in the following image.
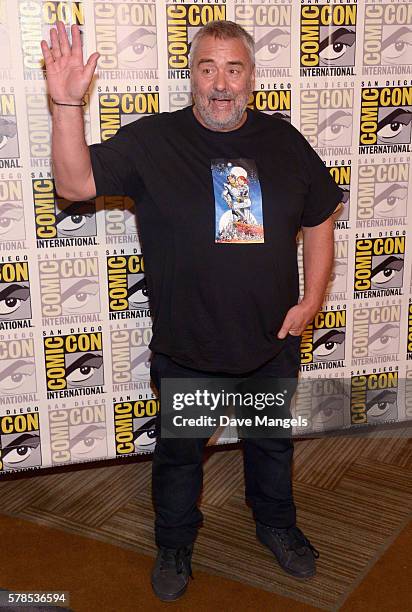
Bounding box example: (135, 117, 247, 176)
(151, 544, 194, 601)
(256, 522, 319, 579)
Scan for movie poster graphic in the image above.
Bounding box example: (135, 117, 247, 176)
(212, 159, 264, 244)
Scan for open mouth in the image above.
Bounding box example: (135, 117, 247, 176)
(210, 98, 233, 110)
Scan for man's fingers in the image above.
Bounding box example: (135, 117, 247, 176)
(84, 52, 100, 81)
(57, 21, 70, 56)
(40, 40, 54, 66)
(71, 24, 83, 58)
(50, 27, 62, 60)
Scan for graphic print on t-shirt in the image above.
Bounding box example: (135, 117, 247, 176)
(212, 159, 264, 244)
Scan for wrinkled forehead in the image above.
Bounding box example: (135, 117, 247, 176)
(191, 34, 253, 67)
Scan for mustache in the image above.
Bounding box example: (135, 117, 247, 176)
(208, 91, 235, 100)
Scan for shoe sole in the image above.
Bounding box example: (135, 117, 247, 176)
(256, 533, 316, 580)
(151, 579, 188, 602)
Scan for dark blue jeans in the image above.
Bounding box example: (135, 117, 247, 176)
(150, 335, 301, 548)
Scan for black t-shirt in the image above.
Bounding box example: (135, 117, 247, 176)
(89, 106, 342, 373)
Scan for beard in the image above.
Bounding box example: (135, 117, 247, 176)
(191, 81, 252, 131)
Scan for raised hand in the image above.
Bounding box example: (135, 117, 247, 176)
(40, 21, 99, 104)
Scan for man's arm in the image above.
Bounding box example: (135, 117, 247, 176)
(41, 22, 99, 200)
(51, 105, 96, 200)
(277, 213, 335, 339)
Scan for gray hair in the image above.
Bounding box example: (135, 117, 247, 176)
(189, 20, 255, 68)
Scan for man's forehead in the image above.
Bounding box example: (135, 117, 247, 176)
(193, 35, 251, 63)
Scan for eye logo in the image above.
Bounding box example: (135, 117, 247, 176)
(359, 88, 412, 151)
(363, 4, 412, 71)
(114, 399, 159, 455)
(350, 371, 398, 425)
(117, 27, 157, 69)
(33, 178, 98, 247)
(319, 27, 356, 66)
(352, 305, 401, 363)
(94, 2, 158, 75)
(39, 257, 101, 319)
(301, 310, 346, 369)
(49, 405, 107, 464)
(300, 4, 357, 74)
(0, 261, 31, 321)
(357, 162, 409, 222)
(44, 332, 104, 398)
(300, 89, 354, 150)
(234, 4, 291, 73)
(107, 254, 148, 317)
(0, 412, 41, 472)
(354, 237, 405, 295)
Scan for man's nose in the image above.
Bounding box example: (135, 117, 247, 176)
(213, 69, 227, 91)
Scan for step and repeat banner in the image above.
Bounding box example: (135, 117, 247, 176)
(0, 0, 411, 475)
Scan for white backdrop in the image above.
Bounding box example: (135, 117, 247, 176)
(0, 0, 411, 474)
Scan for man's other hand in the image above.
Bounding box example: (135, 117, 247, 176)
(277, 301, 319, 339)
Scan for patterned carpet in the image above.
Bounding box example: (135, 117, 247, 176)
(0, 430, 410, 611)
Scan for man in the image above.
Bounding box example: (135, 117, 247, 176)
(41, 20, 342, 602)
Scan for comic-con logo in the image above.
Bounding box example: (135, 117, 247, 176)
(43, 331, 104, 398)
(0, 335, 36, 404)
(300, 308, 346, 371)
(49, 404, 107, 464)
(0, 178, 26, 248)
(293, 378, 347, 433)
(359, 86, 412, 153)
(102, 195, 138, 245)
(166, 2, 226, 78)
(114, 399, 159, 455)
(247, 87, 291, 121)
(0, 409, 41, 472)
(235, 2, 291, 78)
(352, 303, 401, 365)
(0, 94, 19, 165)
(99, 91, 159, 141)
(329, 164, 350, 227)
(356, 160, 409, 227)
(350, 369, 398, 425)
(325, 238, 348, 298)
(363, 4, 412, 75)
(111, 327, 152, 392)
(107, 254, 149, 319)
(354, 235, 405, 298)
(300, 4, 356, 76)
(94, 0, 158, 77)
(32, 177, 97, 248)
(0, 259, 32, 329)
(0, 0, 11, 75)
(300, 86, 353, 154)
(39, 254, 101, 325)
(19, 0, 85, 77)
